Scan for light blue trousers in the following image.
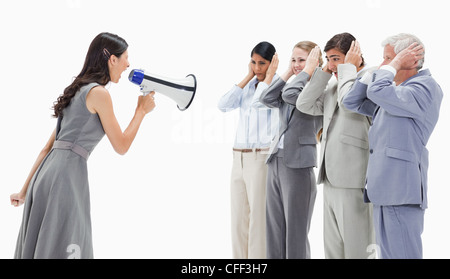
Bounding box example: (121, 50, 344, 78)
(373, 205, 425, 259)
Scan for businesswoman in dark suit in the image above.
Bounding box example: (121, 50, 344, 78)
(259, 41, 323, 258)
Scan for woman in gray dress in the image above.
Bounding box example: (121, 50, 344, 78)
(10, 32, 156, 259)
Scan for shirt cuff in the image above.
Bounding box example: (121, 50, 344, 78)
(359, 71, 372, 85)
(380, 65, 397, 76)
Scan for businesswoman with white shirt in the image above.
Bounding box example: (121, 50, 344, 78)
(218, 41, 279, 259)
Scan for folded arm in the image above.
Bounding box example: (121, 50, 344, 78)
(282, 71, 310, 106)
(342, 75, 378, 117)
(295, 67, 329, 116)
(367, 68, 431, 120)
(259, 77, 285, 108)
(217, 85, 243, 112)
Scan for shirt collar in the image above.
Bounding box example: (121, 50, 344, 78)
(401, 68, 431, 85)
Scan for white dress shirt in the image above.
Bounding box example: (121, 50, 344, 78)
(253, 80, 290, 150)
(218, 76, 279, 149)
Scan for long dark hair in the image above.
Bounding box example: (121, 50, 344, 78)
(324, 32, 365, 67)
(251, 41, 276, 62)
(52, 32, 128, 117)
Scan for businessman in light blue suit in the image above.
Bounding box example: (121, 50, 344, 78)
(342, 34, 443, 259)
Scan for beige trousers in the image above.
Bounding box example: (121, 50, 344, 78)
(230, 149, 268, 259)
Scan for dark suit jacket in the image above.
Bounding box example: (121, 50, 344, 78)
(260, 72, 322, 169)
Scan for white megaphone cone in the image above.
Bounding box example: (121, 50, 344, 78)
(128, 69, 196, 111)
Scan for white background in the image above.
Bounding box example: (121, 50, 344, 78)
(0, 0, 449, 259)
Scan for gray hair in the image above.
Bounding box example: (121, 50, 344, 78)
(381, 33, 425, 71)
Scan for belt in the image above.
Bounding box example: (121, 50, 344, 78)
(52, 140, 90, 160)
(233, 148, 269, 153)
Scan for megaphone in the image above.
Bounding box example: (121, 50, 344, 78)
(128, 69, 196, 111)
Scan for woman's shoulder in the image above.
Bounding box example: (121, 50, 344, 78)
(89, 84, 108, 94)
(86, 85, 111, 102)
(85, 85, 112, 114)
(82, 82, 105, 92)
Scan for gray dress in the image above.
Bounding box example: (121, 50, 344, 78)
(15, 83, 105, 259)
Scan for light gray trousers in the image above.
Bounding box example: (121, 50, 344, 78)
(266, 149, 317, 259)
(323, 178, 375, 259)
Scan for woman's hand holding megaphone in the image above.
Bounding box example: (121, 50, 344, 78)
(137, 91, 156, 114)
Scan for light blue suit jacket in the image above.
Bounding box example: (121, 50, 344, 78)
(343, 68, 443, 208)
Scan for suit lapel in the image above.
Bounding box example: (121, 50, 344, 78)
(286, 105, 295, 125)
(323, 84, 338, 137)
(279, 104, 294, 135)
